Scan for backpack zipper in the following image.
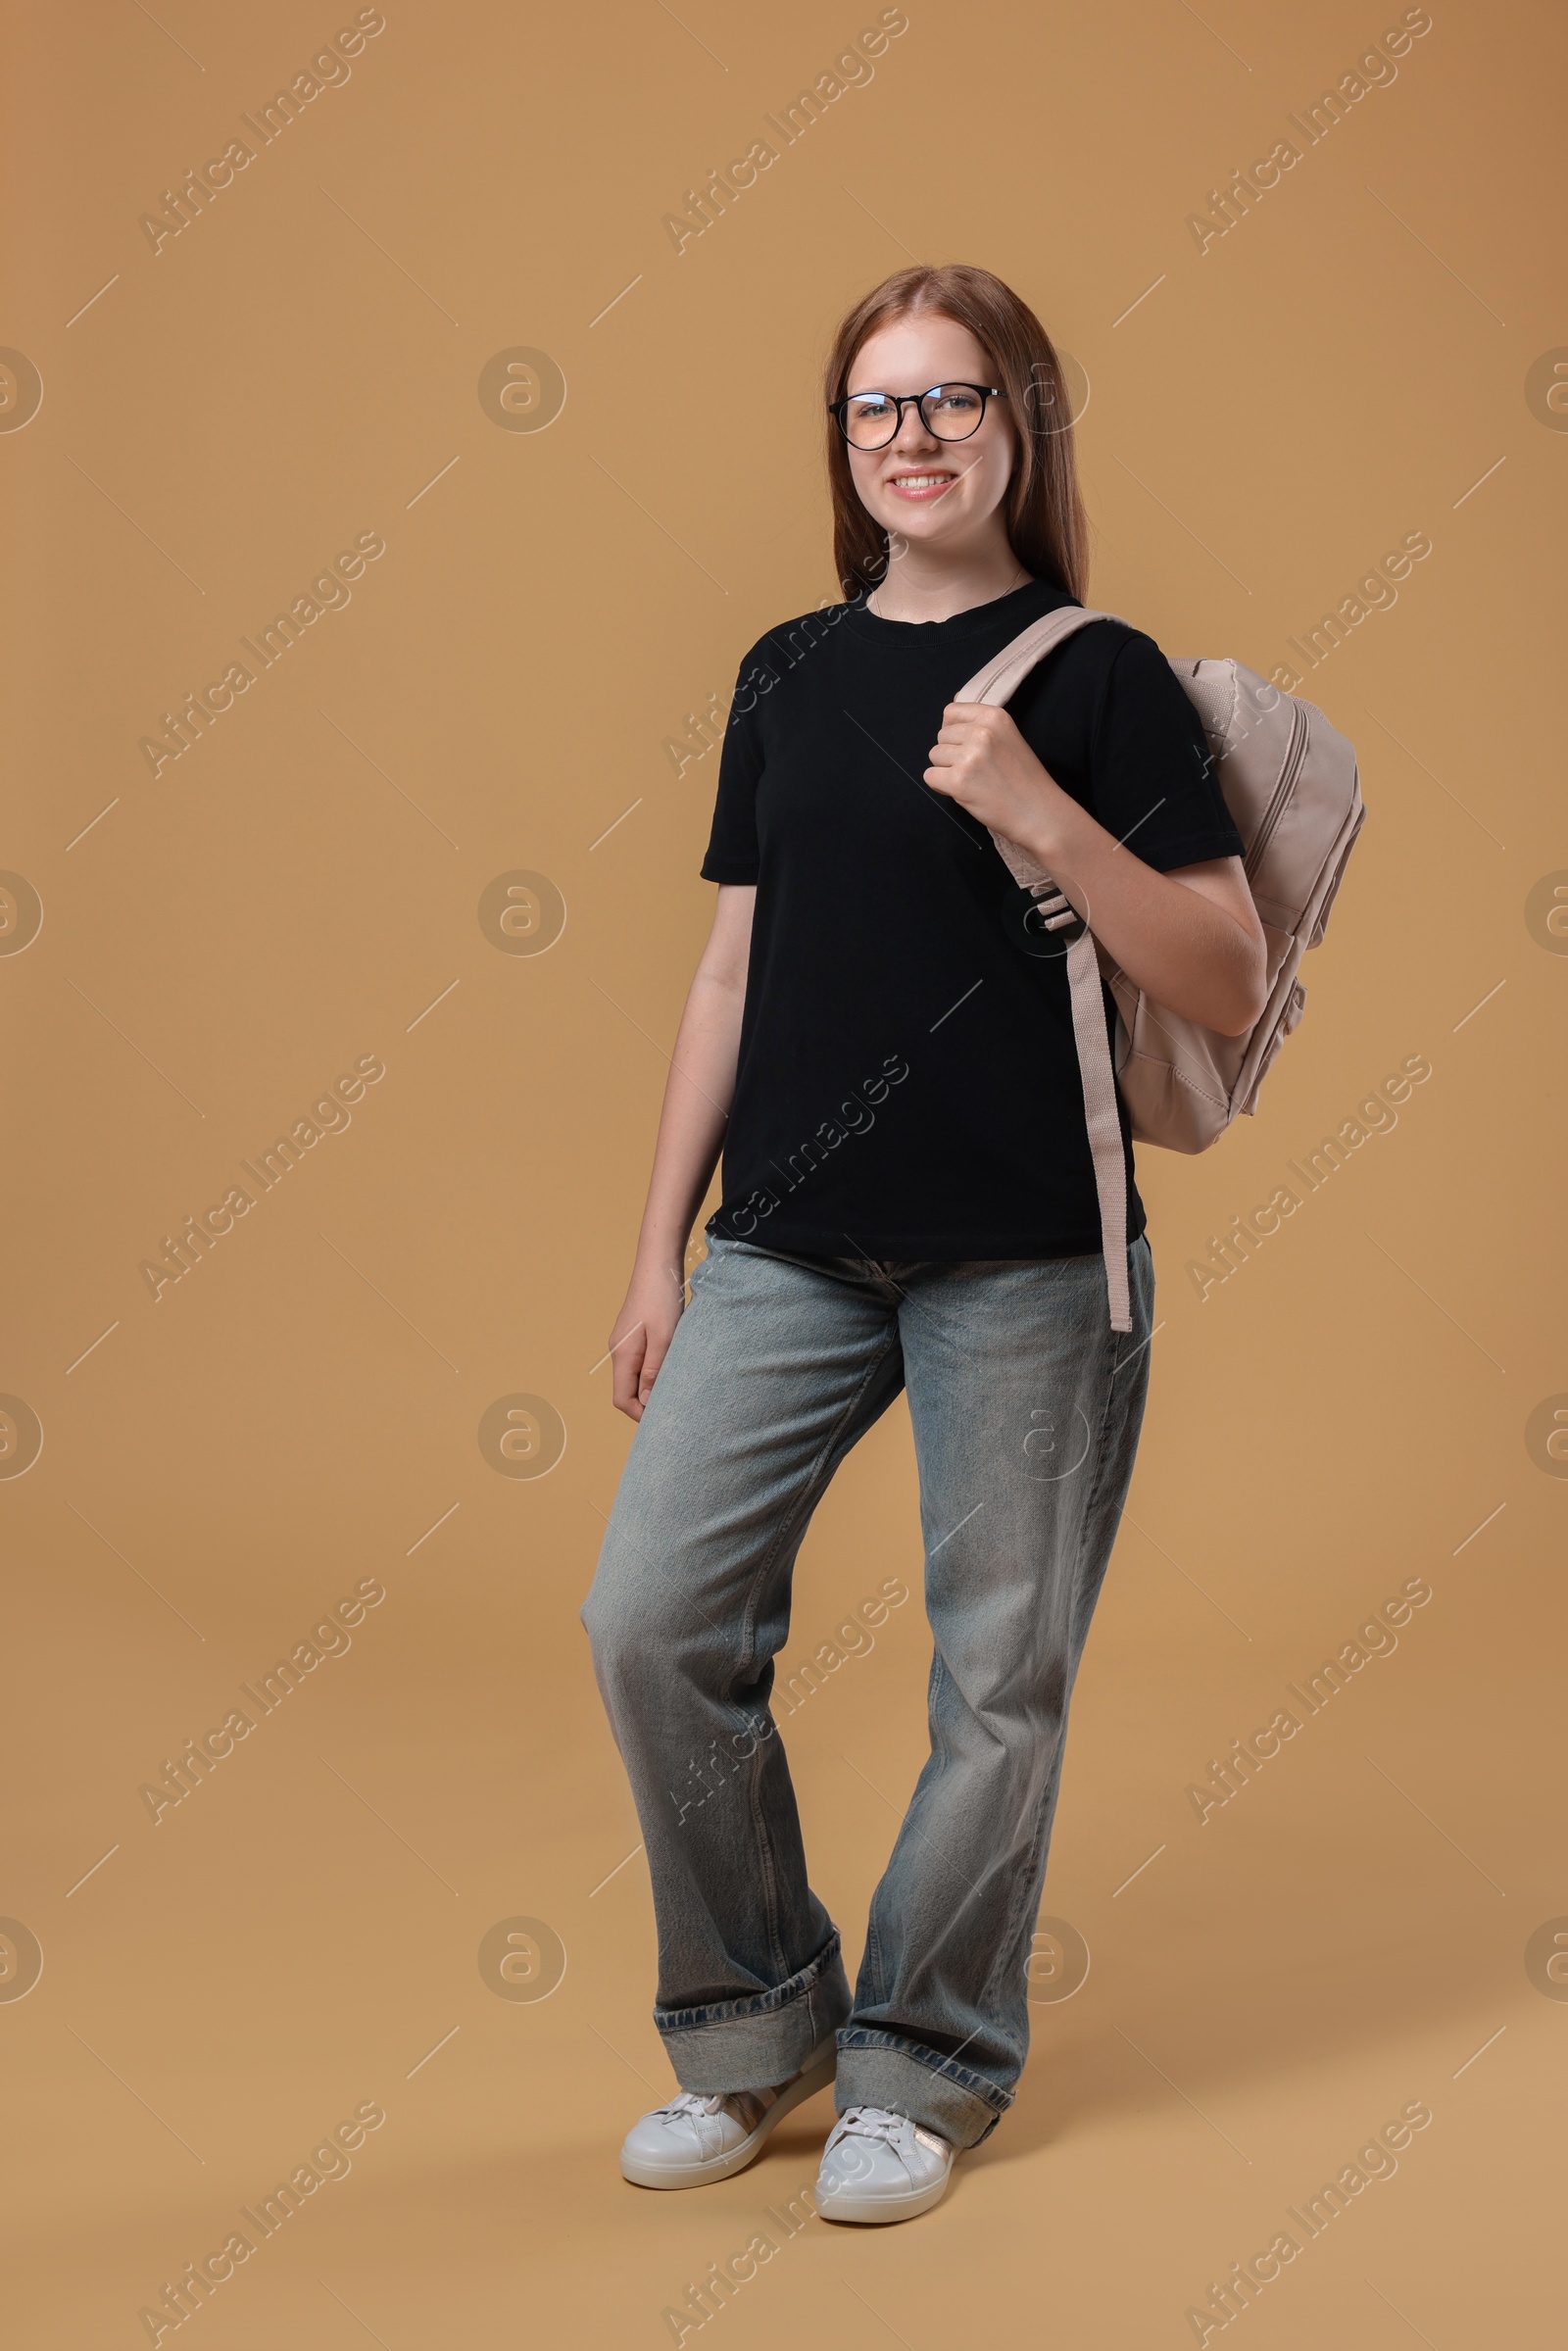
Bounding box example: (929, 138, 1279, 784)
(1244, 704, 1308, 879)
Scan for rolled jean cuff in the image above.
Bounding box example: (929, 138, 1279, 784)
(656, 1934, 853, 2094)
(833, 2031, 1008, 2151)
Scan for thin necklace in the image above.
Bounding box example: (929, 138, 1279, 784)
(867, 563, 1027, 620)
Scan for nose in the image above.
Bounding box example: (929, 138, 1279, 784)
(887, 400, 940, 459)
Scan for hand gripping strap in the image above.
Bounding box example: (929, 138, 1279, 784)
(956, 605, 1133, 1333)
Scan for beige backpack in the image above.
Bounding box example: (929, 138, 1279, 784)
(956, 608, 1365, 1332)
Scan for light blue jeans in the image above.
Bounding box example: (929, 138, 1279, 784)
(581, 1231, 1154, 2150)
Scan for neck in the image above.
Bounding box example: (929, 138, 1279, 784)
(867, 531, 1030, 624)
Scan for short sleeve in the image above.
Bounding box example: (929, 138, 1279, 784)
(699, 655, 769, 884)
(1090, 631, 1246, 872)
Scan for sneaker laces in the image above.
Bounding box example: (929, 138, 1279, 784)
(831, 2104, 914, 2143)
(825, 2105, 946, 2182)
(654, 2086, 767, 2137)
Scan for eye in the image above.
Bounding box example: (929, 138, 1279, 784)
(933, 386, 979, 415)
(849, 395, 891, 419)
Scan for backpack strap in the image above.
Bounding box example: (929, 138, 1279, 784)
(955, 606, 1135, 1333)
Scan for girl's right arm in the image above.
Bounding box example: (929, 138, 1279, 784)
(608, 883, 755, 1421)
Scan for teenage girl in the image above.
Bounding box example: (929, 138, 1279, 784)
(583, 263, 1264, 2223)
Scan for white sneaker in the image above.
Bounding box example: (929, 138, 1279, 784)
(815, 2104, 955, 2224)
(619, 2038, 837, 2188)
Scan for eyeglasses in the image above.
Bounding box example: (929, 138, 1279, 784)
(828, 382, 1004, 451)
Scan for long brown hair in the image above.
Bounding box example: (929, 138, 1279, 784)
(822, 263, 1088, 606)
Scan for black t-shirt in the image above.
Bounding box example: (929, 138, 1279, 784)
(700, 574, 1244, 1259)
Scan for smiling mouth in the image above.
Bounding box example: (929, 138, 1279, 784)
(885, 471, 957, 497)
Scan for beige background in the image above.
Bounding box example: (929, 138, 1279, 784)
(3, 0, 1565, 2342)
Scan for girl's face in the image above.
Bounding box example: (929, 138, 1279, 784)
(841, 313, 1017, 562)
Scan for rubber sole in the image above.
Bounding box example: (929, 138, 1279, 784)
(816, 2169, 953, 2225)
(619, 2042, 838, 2190)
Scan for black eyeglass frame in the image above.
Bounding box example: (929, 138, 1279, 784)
(827, 381, 1006, 450)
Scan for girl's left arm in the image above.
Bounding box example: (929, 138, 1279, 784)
(926, 702, 1268, 1037)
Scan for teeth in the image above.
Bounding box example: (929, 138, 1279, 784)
(892, 474, 952, 487)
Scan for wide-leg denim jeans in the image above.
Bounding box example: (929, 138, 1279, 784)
(581, 1231, 1154, 2150)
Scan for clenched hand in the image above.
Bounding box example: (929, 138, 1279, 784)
(923, 702, 1070, 855)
